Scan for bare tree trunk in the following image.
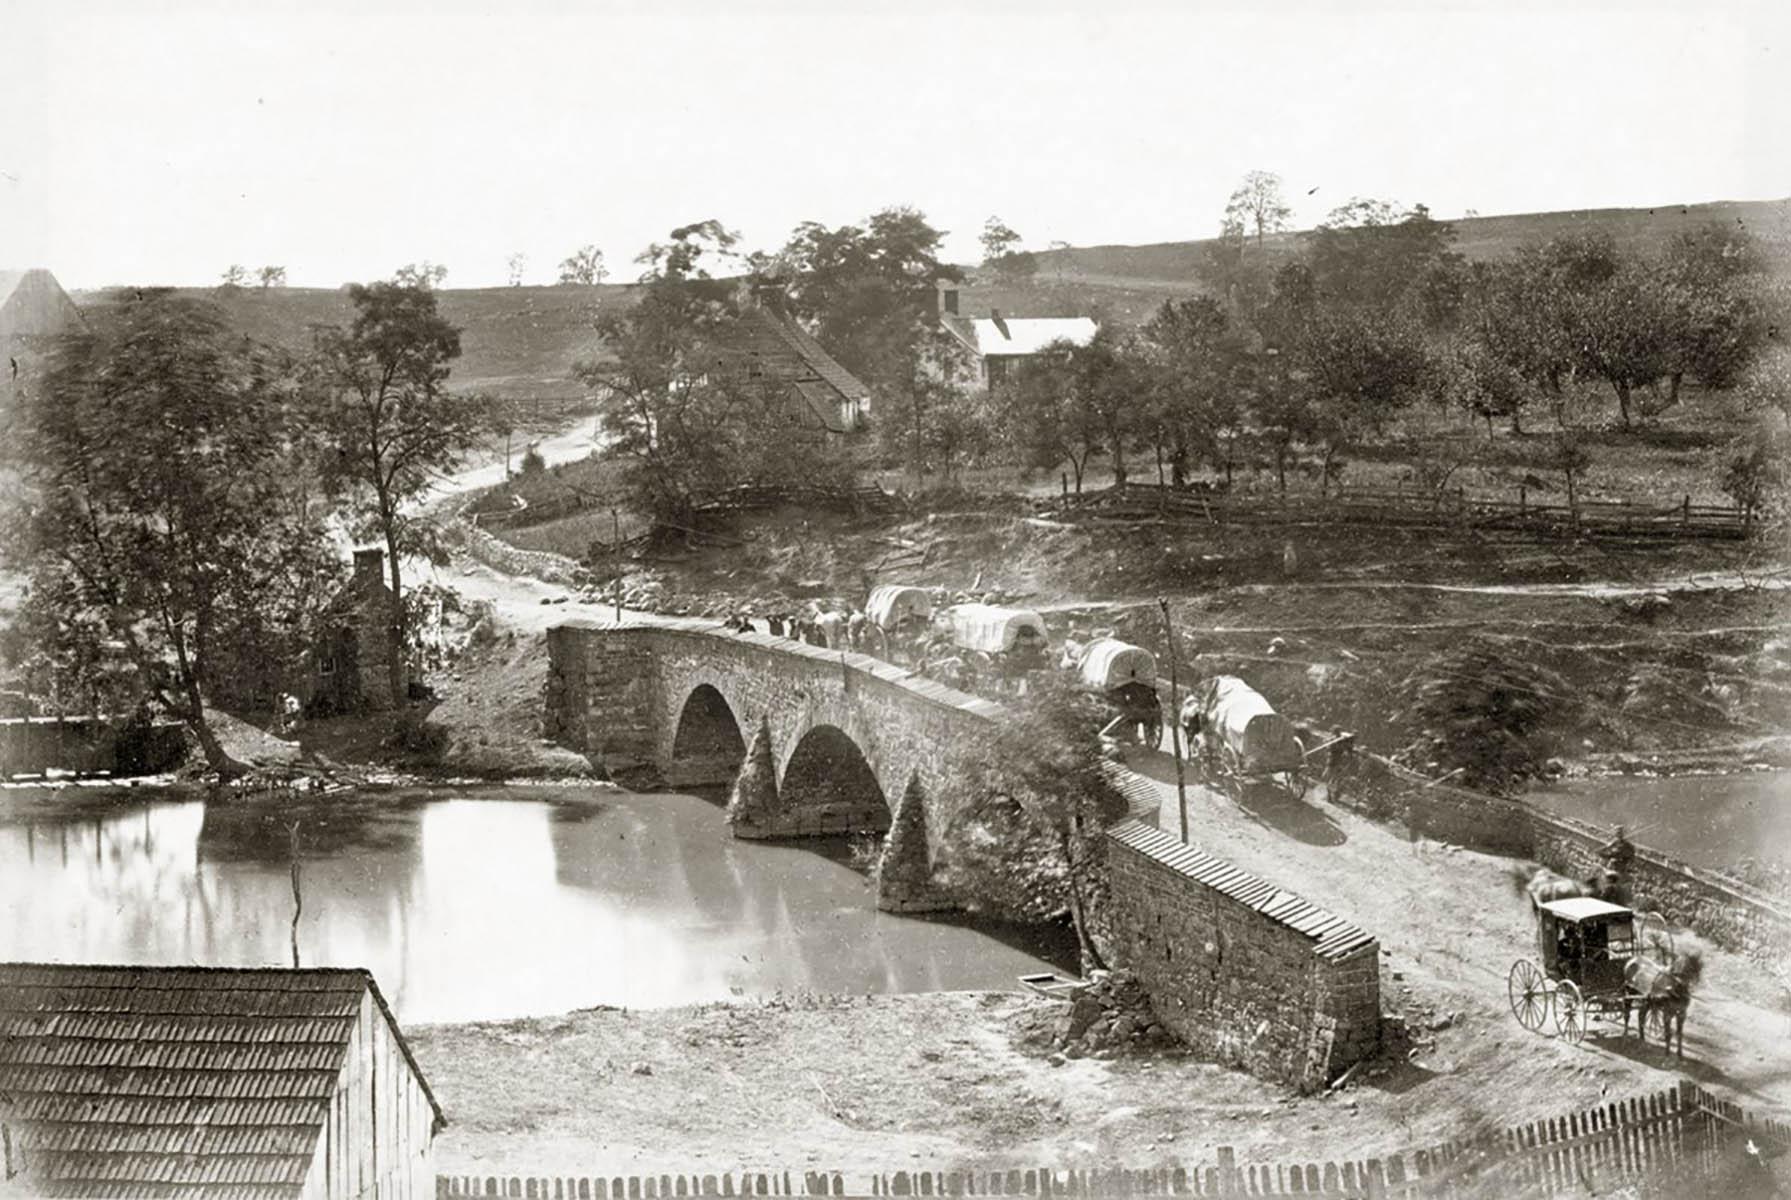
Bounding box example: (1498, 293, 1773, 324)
(1615, 383, 1632, 429)
(384, 524, 407, 707)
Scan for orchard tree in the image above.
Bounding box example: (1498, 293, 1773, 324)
(557, 244, 608, 286)
(394, 261, 448, 290)
(1141, 296, 1235, 485)
(506, 252, 528, 287)
(1222, 170, 1293, 248)
(310, 277, 495, 704)
(934, 675, 1127, 970)
(980, 216, 1036, 281)
(2, 292, 338, 776)
(258, 265, 287, 289)
(996, 339, 1104, 493)
(1307, 199, 1461, 313)
(219, 264, 248, 289)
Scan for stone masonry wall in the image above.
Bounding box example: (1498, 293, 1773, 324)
(1342, 751, 1791, 962)
(1104, 820, 1380, 1092)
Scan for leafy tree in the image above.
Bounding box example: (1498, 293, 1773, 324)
(1439, 337, 1532, 434)
(876, 366, 986, 488)
(394, 261, 448, 290)
(1222, 170, 1293, 248)
(1552, 430, 1593, 524)
(1307, 199, 1461, 313)
(220, 264, 248, 289)
(996, 338, 1106, 493)
(1570, 264, 1674, 429)
(980, 216, 1036, 282)
(506, 252, 528, 287)
(1722, 427, 1790, 534)
(773, 207, 962, 391)
(257, 266, 287, 289)
(2, 292, 338, 776)
(557, 244, 608, 286)
(934, 675, 1127, 970)
(1140, 296, 1233, 485)
(582, 222, 854, 526)
(310, 277, 494, 704)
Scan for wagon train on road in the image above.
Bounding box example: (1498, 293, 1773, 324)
(1508, 890, 1699, 1054)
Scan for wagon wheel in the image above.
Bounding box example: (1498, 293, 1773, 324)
(1281, 769, 1308, 800)
(1507, 960, 1550, 1033)
(1553, 980, 1588, 1044)
(1634, 911, 1676, 964)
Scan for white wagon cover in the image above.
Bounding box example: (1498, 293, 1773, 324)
(1197, 675, 1304, 773)
(866, 584, 935, 630)
(1078, 639, 1157, 691)
(943, 603, 1050, 655)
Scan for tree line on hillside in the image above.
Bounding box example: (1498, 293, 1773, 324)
(1, 270, 502, 777)
(579, 187, 1786, 534)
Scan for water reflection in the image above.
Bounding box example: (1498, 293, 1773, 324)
(0, 786, 1069, 1022)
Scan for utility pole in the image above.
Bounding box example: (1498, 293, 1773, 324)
(1158, 597, 1189, 843)
(611, 507, 622, 626)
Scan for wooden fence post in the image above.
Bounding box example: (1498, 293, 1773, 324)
(1682, 494, 1690, 526)
(1061, 473, 1068, 501)
(1519, 486, 1525, 514)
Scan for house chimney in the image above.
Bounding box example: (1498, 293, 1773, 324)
(990, 308, 1011, 341)
(936, 279, 959, 317)
(353, 548, 385, 586)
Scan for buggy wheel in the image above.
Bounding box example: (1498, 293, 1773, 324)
(1635, 912, 1676, 964)
(1641, 1003, 1669, 1045)
(1508, 960, 1549, 1033)
(1553, 981, 1587, 1044)
(1284, 769, 1308, 800)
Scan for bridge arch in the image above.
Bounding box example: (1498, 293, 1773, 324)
(668, 684, 746, 786)
(777, 723, 891, 836)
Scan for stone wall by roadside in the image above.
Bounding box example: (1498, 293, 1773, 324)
(1100, 819, 1379, 1092)
(456, 504, 590, 588)
(1341, 751, 1791, 962)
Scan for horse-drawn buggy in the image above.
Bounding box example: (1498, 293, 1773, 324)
(1068, 638, 1162, 747)
(1508, 889, 1698, 1054)
(1181, 675, 1310, 798)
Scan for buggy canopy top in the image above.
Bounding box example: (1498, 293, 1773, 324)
(942, 603, 1050, 655)
(1196, 674, 1304, 775)
(866, 584, 934, 631)
(1538, 897, 1633, 923)
(1078, 639, 1157, 691)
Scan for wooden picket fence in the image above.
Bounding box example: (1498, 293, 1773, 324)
(435, 1082, 1787, 1200)
(1040, 482, 1749, 541)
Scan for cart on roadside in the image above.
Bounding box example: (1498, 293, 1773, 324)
(1184, 675, 1308, 798)
(1074, 639, 1162, 748)
(1507, 896, 1676, 1045)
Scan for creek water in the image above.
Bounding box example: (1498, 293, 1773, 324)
(1532, 769, 1791, 873)
(0, 785, 1069, 1023)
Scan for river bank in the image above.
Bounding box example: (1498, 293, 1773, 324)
(405, 989, 1697, 1178)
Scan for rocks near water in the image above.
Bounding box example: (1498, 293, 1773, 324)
(1047, 970, 1178, 1062)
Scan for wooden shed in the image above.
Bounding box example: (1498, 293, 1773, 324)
(0, 964, 445, 1200)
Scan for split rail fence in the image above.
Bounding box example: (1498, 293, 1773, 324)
(436, 1082, 1787, 1200)
(1039, 482, 1749, 541)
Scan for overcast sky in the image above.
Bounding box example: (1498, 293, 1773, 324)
(2, 0, 1786, 290)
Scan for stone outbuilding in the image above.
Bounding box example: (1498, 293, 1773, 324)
(0, 962, 446, 1199)
(308, 548, 404, 715)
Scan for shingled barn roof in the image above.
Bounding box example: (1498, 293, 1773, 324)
(0, 963, 444, 1199)
(723, 307, 868, 433)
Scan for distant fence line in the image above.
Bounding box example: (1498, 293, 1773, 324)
(435, 1083, 1788, 1200)
(1041, 482, 1749, 541)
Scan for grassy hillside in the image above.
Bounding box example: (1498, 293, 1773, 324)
(70, 282, 638, 399)
(1026, 197, 1791, 285)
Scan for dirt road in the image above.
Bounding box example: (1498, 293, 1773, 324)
(1117, 747, 1791, 1116)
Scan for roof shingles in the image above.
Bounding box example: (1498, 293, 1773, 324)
(0, 965, 432, 1200)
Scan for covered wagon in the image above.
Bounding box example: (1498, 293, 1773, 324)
(1184, 675, 1307, 796)
(938, 603, 1052, 694)
(866, 584, 935, 632)
(1077, 639, 1162, 747)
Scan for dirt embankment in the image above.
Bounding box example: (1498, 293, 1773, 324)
(407, 989, 1701, 1178)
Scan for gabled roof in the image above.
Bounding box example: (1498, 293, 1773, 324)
(722, 307, 868, 433)
(941, 314, 1098, 359)
(0, 963, 445, 1199)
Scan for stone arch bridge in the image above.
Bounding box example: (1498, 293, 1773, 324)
(544, 617, 1004, 912)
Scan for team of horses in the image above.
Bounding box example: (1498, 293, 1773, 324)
(1511, 865, 1702, 1057)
